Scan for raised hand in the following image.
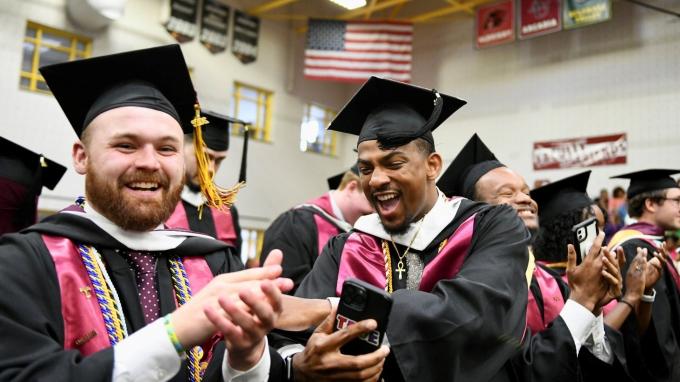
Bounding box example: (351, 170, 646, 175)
(170, 249, 293, 350)
(598, 246, 623, 308)
(622, 248, 648, 308)
(204, 280, 286, 370)
(603, 247, 649, 330)
(645, 243, 668, 290)
(567, 232, 608, 313)
(292, 307, 390, 382)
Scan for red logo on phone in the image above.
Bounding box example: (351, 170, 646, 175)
(336, 314, 380, 346)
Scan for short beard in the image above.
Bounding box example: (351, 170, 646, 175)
(383, 222, 411, 236)
(86, 166, 183, 231)
(380, 211, 416, 236)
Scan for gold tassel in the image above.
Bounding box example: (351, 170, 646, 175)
(191, 104, 243, 212)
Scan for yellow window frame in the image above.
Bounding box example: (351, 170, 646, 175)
(20, 21, 92, 94)
(232, 81, 273, 142)
(302, 103, 337, 156)
(241, 227, 266, 263)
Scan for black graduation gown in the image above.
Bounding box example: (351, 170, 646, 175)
(296, 201, 531, 382)
(618, 238, 680, 382)
(0, 212, 284, 381)
(260, 205, 344, 294)
(514, 264, 631, 382)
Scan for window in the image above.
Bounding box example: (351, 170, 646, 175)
(240, 227, 265, 266)
(232, 82, 273, 142)
(300, 103, 337, 156)
(20, 21, 92, 94)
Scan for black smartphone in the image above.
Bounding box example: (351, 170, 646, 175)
(572, 217, 599, 264)
(334, 278, 393, 356)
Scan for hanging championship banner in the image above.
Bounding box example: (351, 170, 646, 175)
(519, 0, 561, 39)
(232, 10, 260, 64)
(533, 133, 627, 170)
(200, 0, 230, 54)
(164, 0, 199, 43)
(476, 0, 515, 49)
(563, 0, 611, 30)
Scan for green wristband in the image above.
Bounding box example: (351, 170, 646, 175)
(163, 314, 185, 355)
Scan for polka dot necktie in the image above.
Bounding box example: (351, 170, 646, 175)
(126, 251, 160, 324)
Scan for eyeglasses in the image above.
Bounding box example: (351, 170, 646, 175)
(660, 197, 680, 206)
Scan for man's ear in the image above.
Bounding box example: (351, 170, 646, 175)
(72, 140, 88, 175)
(426, 152, 442, 181)
(644, 197, 659, 215)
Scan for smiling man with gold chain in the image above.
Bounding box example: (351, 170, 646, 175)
(291, 77, 532, 382)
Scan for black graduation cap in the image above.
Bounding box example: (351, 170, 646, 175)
(0, 136, 67, 190)
(436, 133, 504, 199)
(327, 77, 467, 148)
(327, 165, 359, 190)
(40, 45, 242, 211)
(611, 169, 680, 199)
(530, 171, 593, 224)
(201, 111, 245, 152)
(39, 44, 197, 137)
(199, 111, 250, 183)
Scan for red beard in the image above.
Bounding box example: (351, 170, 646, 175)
(85, 166, 183, 231)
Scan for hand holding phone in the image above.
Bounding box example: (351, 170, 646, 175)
(286, 280, 391, 381)
(572, 217, 599, 265)
(334, 278, 393, 355)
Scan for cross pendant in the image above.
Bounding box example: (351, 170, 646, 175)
(396, 263, 406, 280)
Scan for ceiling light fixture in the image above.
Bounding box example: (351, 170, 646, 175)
(329, 0, 367, 10)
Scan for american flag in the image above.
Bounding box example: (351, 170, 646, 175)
(304, 19, 413, 83)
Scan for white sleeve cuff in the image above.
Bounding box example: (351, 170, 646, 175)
(327, 297, 340, 309)
(277, 344, 305, 359)
(222, 336, 271, 382)
(591, 313, 605, 343)
(560, 299, 597, 356)
(582, 313, 614, 364)
(113, 318, 182, 382)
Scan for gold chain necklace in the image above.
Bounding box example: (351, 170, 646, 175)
(389, 218, 425, 281)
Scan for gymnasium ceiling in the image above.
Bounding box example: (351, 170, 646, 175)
(232, 0, 499, 26)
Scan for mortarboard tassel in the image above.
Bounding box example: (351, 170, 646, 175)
(191, 104, 243, 212)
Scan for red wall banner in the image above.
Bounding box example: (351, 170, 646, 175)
(533, 133, 627, 170)
(476, 0, 515, 49)
(519, 0, 561, 39)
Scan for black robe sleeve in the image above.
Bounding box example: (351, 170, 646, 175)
(521, 260, 632, 381)
(299, 205, 530, 382)
(294, 232, 348, 299)
(509, 318, 579, 381)
(0, 232, 114, 381)
(617, 239, 680, 382)
(385, 205, 530, 382)
(260, 209, 319, 294)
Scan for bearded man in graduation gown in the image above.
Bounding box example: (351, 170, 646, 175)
(607, 169, 680, 382)
(166, 111, 245, 260)
(0, 45, 294, 382)
(0, 137, 67, 235)
(438, 134, 632, 381)
(289, 77, 532, 382)
(260, 166, 374, 292)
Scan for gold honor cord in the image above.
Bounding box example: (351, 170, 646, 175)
(191, 104, 244, 212)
